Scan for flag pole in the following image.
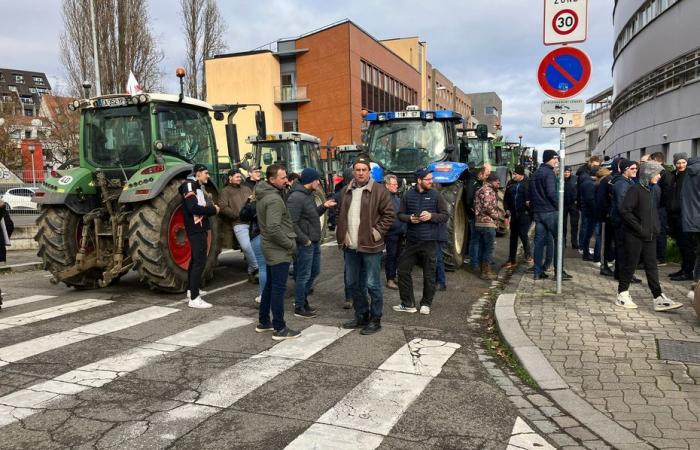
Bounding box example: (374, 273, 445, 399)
(89, 0, 101, 96)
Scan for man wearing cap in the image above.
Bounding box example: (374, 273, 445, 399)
(563, 166, 579, 250)
(336, 158, 394, 335)
(393, 168, 448, 314)
(243, 165, 262, 191)
(504, 165, 531, 269)
(472, 173, 503, 279)
(668, 153, 695, 281)
(180, 164, 219, 309)
(530, 150, 572, 280)
(218, 168, 258, 284)
(287, 168, 337, 318)
(616, 162, 683, 312)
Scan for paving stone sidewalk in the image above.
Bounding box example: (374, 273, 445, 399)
(515, 257, 700, 450)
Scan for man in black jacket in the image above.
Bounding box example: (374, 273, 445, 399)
(650, 152, 671, 265)
(384, 174, 405, 290)
(287, 168, 336, 318)
(394, 167, 448, 315)
(680, 156, 700, 282)
(616, 161, 682, 312)
(563, 166, 579, 249)
(667, 153, 695, 281)
(180, 164, 219, 309)
(504, 165, 531, 268)
(579, 167, 599, 261)
(576, 156, 601, 249)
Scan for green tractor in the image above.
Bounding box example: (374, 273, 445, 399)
(33, 74, 265, 292)
(242, 131, 331, 236)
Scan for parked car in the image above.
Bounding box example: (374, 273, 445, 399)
(0, 187, 38, 211)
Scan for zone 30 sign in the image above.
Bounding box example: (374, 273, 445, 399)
(543, 0, 588, 45)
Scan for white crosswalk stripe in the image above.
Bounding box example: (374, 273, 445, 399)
(285, 339, 460, 449)
(0, 298, 112, 330)
(0, 305, 177, 367)
(507, 417, 555, 449)
(0, 295, 56, 309)
(0, 315, 252, 427)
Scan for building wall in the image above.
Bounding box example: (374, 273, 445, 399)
(380, 37, 428, 109)
(205, 52, 283, 161)
(565, 127, 588, 168)
(596, 0, 700, 160)
(467, 92, 502, 136)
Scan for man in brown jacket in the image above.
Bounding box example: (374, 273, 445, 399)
(218, 169, 257, 282)
(336, 158, 395, 335)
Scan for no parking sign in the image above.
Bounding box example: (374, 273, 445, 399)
(537, 46, 591, 99)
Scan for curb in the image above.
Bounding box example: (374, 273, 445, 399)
(0, 261, 44, 274)
(495, 292, 653, 450)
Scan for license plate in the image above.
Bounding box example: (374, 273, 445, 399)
(395, 110, 420, 118)
(96, 97, 127, 108)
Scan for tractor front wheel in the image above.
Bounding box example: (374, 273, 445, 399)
(440, 183, 468, 270)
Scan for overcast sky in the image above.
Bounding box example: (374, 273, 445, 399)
(1, 0, 614, 149)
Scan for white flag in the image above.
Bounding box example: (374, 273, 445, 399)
(126, 70, 143, 95)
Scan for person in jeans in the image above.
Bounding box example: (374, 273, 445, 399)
(435, 222, 447, 291)
(563, 166, 579, 249)
(239, 192, 265, 304)
(384, 174, 405, 290)
(218, 169, 258, 283)
(609, 159, 640, 283)
(465, 165, 490, 270)
(255, 164, 300, 340)
(530, 150, 572, 280)
(179, 164, 219, 308)
(336, 158, 394, 335)
(616, 162, 683, 312)
(472, 173, 502, 279)
(503, 165, 531, 269)
(287, 168, 336, 318)
(579, 167, 600, 262)
(393, 168, 448, 315)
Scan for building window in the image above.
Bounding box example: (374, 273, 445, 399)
(0, 73, 4, 82)
(14, 74, 25, 84)
(33, 76, 45, 85)
(283, 120, 297, 132)
(8, 85, 17, 92)
(485, 106, 499, 116)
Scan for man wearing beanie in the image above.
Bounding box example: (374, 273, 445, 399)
(668, 153, 695, 281)
(504, 165, 532, 268)
(616, 161, 683, 311)
(610, 159, 641, 283)
(287, 168, 337, 318)
(563, 166, 579, 249)
(680, 155, 700, 283)
(530, 150, 572, 280)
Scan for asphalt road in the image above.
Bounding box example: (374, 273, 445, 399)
(0, 241, 541, 449)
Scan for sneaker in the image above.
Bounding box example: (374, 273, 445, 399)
(272, 327, 301, 341)
(437, 284, 447, 291)
(653, 294, 684, 312)
(577, 249, 584, 255)
(657, 259, 667, 267)
(526, 257, 534, 264)
(255, 323, 273, 332)
(600, 266, 614, 277)
(304, 301, 317, 313)
(615, 291, 638, 309)
(561, 271, 573, 281)
(294, 307, 317, 318)
(501, 261, 516, 269)
(419, 305, 431, 315)
(186, 289, 207, 300)
(392, 304, 417, 313)
(188, 297, 212, 309)
(386, 279, 399, 290)
(255, 295, 261, 304)
(342, 299, 353, 309)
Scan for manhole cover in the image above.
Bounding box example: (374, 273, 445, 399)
(657, 339, 700, 364)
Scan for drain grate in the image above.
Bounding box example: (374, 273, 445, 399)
(657, 339, 700, 364)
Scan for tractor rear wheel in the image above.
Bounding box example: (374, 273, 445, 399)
(128, 179, 221, 293)
(35, 206, 102, 289)
(440, 183, 467, 270)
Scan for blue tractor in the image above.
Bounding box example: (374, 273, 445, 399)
(363, 106, 471, 269)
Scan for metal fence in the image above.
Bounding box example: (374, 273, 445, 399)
(0, 171, 49, 220)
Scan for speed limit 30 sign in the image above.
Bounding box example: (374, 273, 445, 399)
(544, 0, 588, 45)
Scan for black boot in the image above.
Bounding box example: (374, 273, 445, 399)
(600, 265, 614, 277)
(342, 314, 369, 329)
(360, 318, 381, 335)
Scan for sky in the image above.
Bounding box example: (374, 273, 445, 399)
(1, 0, 614, 150)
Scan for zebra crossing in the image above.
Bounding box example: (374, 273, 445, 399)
(0, 292, 543, 449)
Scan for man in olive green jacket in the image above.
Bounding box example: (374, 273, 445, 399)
(255, 164, 300, 340)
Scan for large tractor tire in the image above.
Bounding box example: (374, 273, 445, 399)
(35, 206, 102, 289)
(440, 182, 468, 270)
(496, 188, 508, 237)
(314, 186, 328, 241)
(128, 179, 221, 293)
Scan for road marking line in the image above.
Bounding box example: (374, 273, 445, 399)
(0, 315, 251, 427)
(0, 306, 178, 368)
(507, 417, 556, 449)
(0, 299, 112, 330)
(285, 339, 459, 449)
(165, 279, 249, 307)
(1, 295, 56, 309)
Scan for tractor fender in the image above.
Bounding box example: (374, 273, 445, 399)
(120, 164, 204, 204)
(33, 167, 100, 215)
(427, 161, 469, 185)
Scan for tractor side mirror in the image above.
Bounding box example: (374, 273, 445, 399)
(213, 111, 224, 121)
(476, 124, 489, 140)
(255, 111, 267, 139)
(225, 123, 240, 165)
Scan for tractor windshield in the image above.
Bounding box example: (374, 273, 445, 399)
(84, 106, 151, 168)
(466, 138, 495, 167)
(156, 105, 214, 165)
(256, 140, 320, 176)
(367, 120, 446, 173)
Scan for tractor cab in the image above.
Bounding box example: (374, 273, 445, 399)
(246, 132, 322, 179)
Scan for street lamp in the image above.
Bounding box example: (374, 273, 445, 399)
(28, 143, 36, 187)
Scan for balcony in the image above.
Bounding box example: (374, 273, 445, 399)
(274, 85, 310, 104)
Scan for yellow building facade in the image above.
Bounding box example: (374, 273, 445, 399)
(380, 37, 429, 110)
(205, 51, 283, 162)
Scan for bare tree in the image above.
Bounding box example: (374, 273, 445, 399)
(180, 0, 227, 100)
(60, 0, 163, 97)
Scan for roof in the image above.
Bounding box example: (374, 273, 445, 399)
(247, 131, 320, 144)
(211, 49, 273, 60)
(587, 86, 613, 104)
(82, 93, 213, 111)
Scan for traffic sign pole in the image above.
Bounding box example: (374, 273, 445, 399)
(557, 127, 565, 294)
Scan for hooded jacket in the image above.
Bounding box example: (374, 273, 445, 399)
(610, 175, 634, 227)
(564, 175, 577, 207)
(179, 177, 218, 235)
(255, 180, 296, 265)
(594, 168, 613, 221)
(530, 164, 558, 213)
(681, 157, 700, 232)
(578, 175, 597, 218)
(286, 182, 327, 244)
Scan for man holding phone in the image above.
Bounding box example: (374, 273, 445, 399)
(394, 167, 449, 315)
